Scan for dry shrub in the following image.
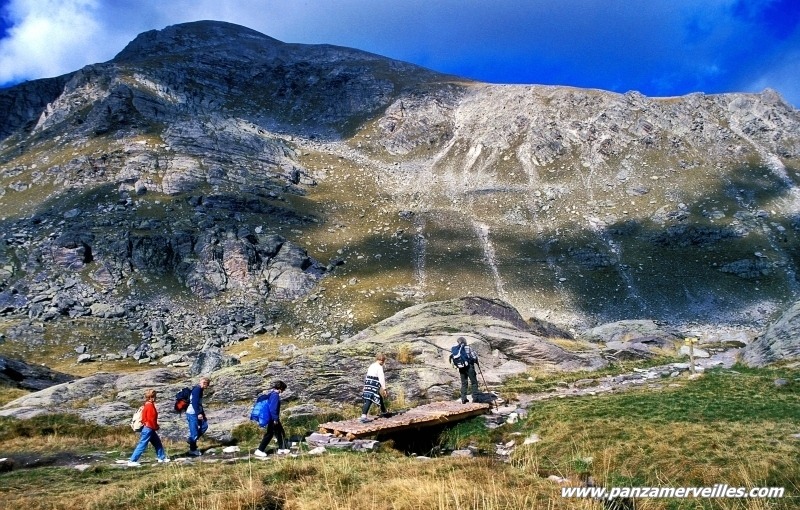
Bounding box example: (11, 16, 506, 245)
(395, 343, 416, 364)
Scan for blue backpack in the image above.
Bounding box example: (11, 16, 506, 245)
(249, 394, 271, 427)
(450, 344, 469, 368)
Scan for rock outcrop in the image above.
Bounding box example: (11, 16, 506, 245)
(0, 296, 608, 435)
(582, 320, 683, 359)
(0, 355, 75, 391)
(743, 300, 800, 366)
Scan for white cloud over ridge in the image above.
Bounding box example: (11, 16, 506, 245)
(0, 0, 798, 107)
(0, 0, 103, 82)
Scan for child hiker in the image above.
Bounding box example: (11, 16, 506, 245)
(128, 389, 170, 466)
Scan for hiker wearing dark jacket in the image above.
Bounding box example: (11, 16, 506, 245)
(450, 337, 479, 403)
(186, 377, 210, 456)
(128, 389, 169, 466)
(253, 380, 288, 457)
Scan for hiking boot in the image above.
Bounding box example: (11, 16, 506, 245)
(359, 416, 372, 423)
(187, 450, 202, 457)
(461, 398, 468, 404)
(127, 461, 141, 467)
(157, 458, 171, 463)
(253, 449, 267, 458)
(277, 449, 291, 455)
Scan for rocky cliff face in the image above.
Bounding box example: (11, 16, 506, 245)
(1, 20, 799, 374)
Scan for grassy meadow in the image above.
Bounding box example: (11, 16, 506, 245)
(0, 364, 797, 510)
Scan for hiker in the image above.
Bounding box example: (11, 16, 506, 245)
(449, 336, 479, 403)
(128, 389, 169, 466)
(186, 376, 210, 456)
(253, 380, 289, 457)
(360, 353, 387, 422)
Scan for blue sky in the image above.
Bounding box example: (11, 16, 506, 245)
(1, 0, 799, 107)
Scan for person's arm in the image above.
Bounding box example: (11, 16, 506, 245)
(377, 365, 388, 397)
(268, 392, 281, 423)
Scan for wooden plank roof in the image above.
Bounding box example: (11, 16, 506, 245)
(318, 401, 491, 439)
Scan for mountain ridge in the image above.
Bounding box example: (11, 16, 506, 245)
(0, 20, 799, 376)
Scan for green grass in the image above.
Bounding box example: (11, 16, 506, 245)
(523, 365, 798, 424)
(438, 416, 502, 451)
(0, 384, 29, 407)
(508, 365, 800, 508)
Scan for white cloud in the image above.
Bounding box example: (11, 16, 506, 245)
(0, 0, 105, 82)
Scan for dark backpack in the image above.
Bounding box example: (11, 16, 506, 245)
(174, 387, 191, 413)
(450, 344, 470, 369)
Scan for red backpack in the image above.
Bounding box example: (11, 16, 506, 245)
(174, 387, 191, 413)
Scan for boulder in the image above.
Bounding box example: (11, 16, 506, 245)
(189, 347, 241, 376)
(583, 320, 682, 359)
(582, 320, 682, 346)
(0, 355, 75, 391)
(743, 300, 800, 366)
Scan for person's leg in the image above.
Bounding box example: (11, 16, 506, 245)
(468, 365, 479, 399)
(150, 430, 166, 460)
(198, 418, 208, 438)
(379, 395, 387, 414)
(459, 368, 469, 402)
(186, 414, 199, 451)
(361, 399, 372, 416)
(275, 422, 287, 450)
(130, 428, 152, 462)
(258, 421, 275, 452)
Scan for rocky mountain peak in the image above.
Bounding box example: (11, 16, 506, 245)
(113, 20, 282, 63)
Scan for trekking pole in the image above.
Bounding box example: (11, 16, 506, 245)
(475, 362, 498, 410)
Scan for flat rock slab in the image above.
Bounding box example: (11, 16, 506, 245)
(318, 401, 490, 439)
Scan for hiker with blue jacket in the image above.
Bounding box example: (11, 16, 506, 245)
(186, 376, 210, 456)
(253, 380, 288, 457)
(449, 337, 479, 403)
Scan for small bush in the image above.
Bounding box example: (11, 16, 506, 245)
(284, 411, 344, 440)
(395, 343, 416, 364)
(231, 421, 262, 445)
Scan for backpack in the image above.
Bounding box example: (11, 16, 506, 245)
(249, 394, 271, 427)
(131, 405, 144, 431)
(450, 344, 470, 369)
(174, 387, 191, 413)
